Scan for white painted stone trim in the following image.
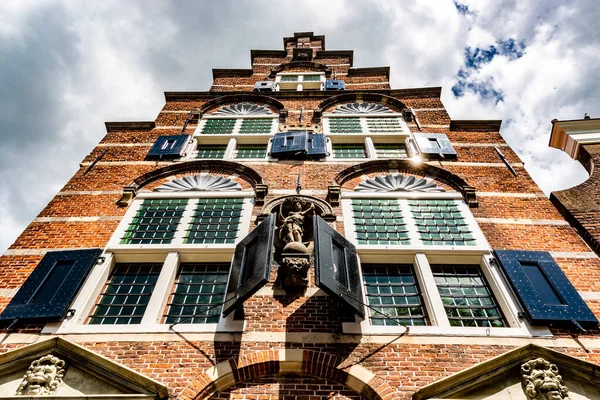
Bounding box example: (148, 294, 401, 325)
(475, 218, 570, 226)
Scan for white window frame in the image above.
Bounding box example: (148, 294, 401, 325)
(323, 112, 411, 138)
(340, 191, 552, 337)
(46, 191, 255, 335)
(194, 114, 278, 138)
(275, 72, 325, 91)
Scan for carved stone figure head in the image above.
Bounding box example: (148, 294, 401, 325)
(17, 354, 66, 396)
(521, 358, 570, 400)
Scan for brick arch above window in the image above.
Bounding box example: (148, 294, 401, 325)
(181, 349, 391, 400)
(328, 159, 477, 207)
(315, 93, 408, 120)
(199, 94, 285, 119)
(116, 160, 268, 207)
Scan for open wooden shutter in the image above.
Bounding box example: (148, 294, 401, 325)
(494, 250, 598, 329)
(223, 214, 275, 316)
(413, 133, 457, 160)
(147, 134, 190, 159)
(0, 249, 103, 322)
(313, 215, 365, 317)
(270, 131, 308, 158)
(306, 134, 327, 157)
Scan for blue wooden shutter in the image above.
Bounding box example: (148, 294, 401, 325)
(270, 131, 308, 158)
(0, 249, 102, 322)
(306, 134, 327, 157)
(147, 134, 190, 159)
(223, 214, 275, 316)
(494, 250, 598, 329)
(413, 133, 457, 160)
(313, 215, 365, 317)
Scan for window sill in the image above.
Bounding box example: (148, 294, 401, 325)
(44, 318, 245, 335)
(342, 322, 553, 338)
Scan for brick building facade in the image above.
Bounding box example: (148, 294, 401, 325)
(0, 32, 599, 399)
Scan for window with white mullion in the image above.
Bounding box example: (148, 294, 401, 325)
(172, 199, 197, 244)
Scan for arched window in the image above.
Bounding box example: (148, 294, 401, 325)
(53, 174, 255, 334)
(323, 102, 411, 161)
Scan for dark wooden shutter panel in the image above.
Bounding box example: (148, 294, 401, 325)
(0, 249, 103, 322)
(270, 131, 308, 158)
(223, 213, 275, 316)
(494, 250, 598, 329)
(306, 134, 327, 157)
(413, 133, 457, 160)
(313, 215, 365, 317)
(147, 134, 190, 159)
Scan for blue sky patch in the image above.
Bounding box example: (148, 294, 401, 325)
(453, 2, 473, 15)
(452, 39, 526, 103)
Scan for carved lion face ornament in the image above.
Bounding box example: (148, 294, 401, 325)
(16, 354, 66, 396)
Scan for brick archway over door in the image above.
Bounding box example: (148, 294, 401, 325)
(180, 349, 395, 400)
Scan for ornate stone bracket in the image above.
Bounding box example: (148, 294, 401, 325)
(117, 184, 139, 207)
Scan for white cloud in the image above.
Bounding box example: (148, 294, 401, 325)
(1, 0, 600, 254)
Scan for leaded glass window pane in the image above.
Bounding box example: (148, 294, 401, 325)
(196, 145, 227, 159)
(201, 119, 236, 135)
(328, 118, 362, 134)
(165, 263, 229, 324)
(235, 144, 267, 159)
(89, 263, 161, 325)
(185, 198, 243, 244)
(303, 75, 321, 81)
(363, 264, 428, 326)
(121, 199, 187, 244)
(374, 143, 408, 158)
(432, 264, 507, 328)
(333, 144, 366, 159)
(280, 75, 299, 82)
(239, 118, 274, 134)
(351, 199, 409, 245)
(409, 200, 475, 246)
(366, 117, 403, 133)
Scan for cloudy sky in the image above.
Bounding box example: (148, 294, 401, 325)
(1, 0, 599, 253)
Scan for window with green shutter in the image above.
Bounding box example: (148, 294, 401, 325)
(185, 198, 244, 244)
(200, 119, 236, 135)
(121, 199, 188, 245)
(235, 144, 267, 159)
(89, 263, 161, 325)
(239, 118, 274, 134)
(164, 263, 229, 324)
(333, 143, 366, 158)
(432, 264, 506, 327)
(328, 117, 363, 134)
(351, 199, 409, 245)
(363, 264, 428, 326)
(374, 143, 407, 158)
(409, 200, 476, 246)
(196, 144, 227, 159)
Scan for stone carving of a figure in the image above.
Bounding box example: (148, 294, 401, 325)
(279, 199, 314, 245)
(16, 354, 66, 396)
(521, 358, 570, 400)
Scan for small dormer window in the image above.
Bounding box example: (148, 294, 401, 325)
(276, 73, 325, 91)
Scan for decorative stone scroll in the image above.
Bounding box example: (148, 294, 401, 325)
(521, 358, 570, 400)
(332, 102, 393, 114)
(355, 174, 445, 193)
(16, 354, 66, 396)
(212, 102, 274, 115)
(154, 175, 242, 192)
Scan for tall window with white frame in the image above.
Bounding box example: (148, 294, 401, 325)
(57, 174, 254, 334)
(192, 102, 277, 160)
(341, 172, 525, 334)
(323, 102, 411, 161)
